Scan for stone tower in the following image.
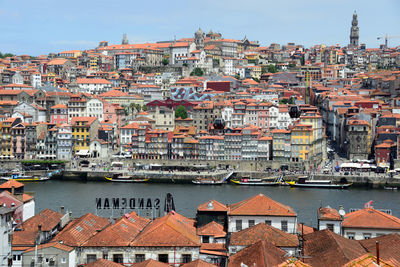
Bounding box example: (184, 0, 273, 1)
(350, 11, 359, 47)
(194, 28, 205, 50)
(122, 33, 129, 45)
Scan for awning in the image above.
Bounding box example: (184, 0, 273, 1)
(75, 150, 90, 156)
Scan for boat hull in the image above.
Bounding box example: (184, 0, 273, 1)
(192, 180, 223, 185)
(289, 183, 352, 189)
(105, 177, 149, 183)
(0, 176, 49, 182)
(231, 180, 279, 186)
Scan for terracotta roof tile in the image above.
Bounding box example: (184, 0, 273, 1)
(230, 223, 299, 248)
(342, 253, 394, 267)
(130, 211, 200, 247)
(23, 241, 74, 253)
(53, 213, 110, 246)
(303, 229, 366, 266)
(82, 217, 147, 247)
(131, 259, 170, 267)
(85, 258, 124, 267)
(342, 208, 400, 230)
(318, 206, 342, 221)
(21, 208, 63, 232)
(0, 180, 24, 189)
(359, 233, 400, 266)
(197, 221, 226, 238)
(228, 240, 287, 267)
(197, 200, 228, 212)
(181, 259, 218, 267)
(228, 194, 296, 217)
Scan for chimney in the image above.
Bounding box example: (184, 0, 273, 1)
(38, 224, 42, 233)
(60, 206, 65, 214)
(376, 241, 380, 265)
(11, 186, 15, 195)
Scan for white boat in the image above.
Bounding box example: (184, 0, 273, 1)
(231, 177, 279, 186)
(192, 178, 223, 185)
(287, 177, 352, 189)
(105, 173, 149, 183)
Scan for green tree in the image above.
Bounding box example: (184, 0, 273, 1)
(234, 73, 241, 80)
(267, 64, 277, 73)
(175, 105, 188, 119)
(142, 105, 148, 111)
(162, 58, 169, 66)
(135, 103, 142, 112)
(190, 67, 204, 76)
(0, 52, 14, 59)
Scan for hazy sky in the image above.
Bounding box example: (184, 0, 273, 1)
(1, 0, 399, 56)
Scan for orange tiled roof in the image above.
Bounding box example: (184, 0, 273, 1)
(229, 223, 299, 247)
(228, 240, 287, 267)
(197, 200, 228, 212)
(342, 208, 400, 230)
(358, 233, 400, 266)
(181, 259, 218, 267)
(228, 194, 296, 217)
(53, 213, 110, 246)
(130, 211, 200, 247)
(23, 241, 74, 253)
(85, 259, 125, 267)
(318, 206, 342, 221)
(303, 229, 367, 266)
(131, 259, 170, 267)
(197, 221, 226, 238)
(342, 253, 394, 267)
(0, 180, 24, 189)
(21, 208, 63, 232)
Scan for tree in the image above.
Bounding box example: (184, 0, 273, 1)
(267, 64, 277, 73)
(0, 52, 14, 59)
(162, 58, 169, 66)
(175, 105, 188, 119)
(190, 67, 204, 77)
(142, 105, 148, 111)
(234, 73, 241, 80)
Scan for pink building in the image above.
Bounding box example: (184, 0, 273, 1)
(50, 104, 68, 124)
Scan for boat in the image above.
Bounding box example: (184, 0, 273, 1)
(105, 173, 149, 183)
(192, 178, 223, 185)
(287, 177, 352, 189)
(231, 176, 279, 186)
(0, 173, 49, 182)
(384, 186, 398, 190)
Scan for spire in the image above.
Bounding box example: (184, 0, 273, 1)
(122, 33, 129, 45)
(349, 11, 359, 47)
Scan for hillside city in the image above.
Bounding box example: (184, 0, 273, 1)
(0, 10, 400, 266)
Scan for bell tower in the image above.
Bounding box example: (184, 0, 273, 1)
(350, 11, 359, 47)
(194, 28, 205, 50)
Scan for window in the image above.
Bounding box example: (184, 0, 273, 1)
(87, 254, 97, 264)
(61, 258, 66, 263)
(135, 254, 145, 263)
(347, 232, 355, 240)
(182, 254, 192, 263)
(248, 220, 255, 227)
(281, 220, 288, 232)
(327, 224, 334, 232)
(203, 236, 210, 243)
(103, 252, 108, 260)
(236, 220, 242, 231)
(158, 254, 168, 263)
(265, 220, 271, 225)
(363, 233, 371, 239)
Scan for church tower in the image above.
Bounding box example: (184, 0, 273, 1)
(194, 28, 205, 50)
(350, 11, 359, 47)
(122, 33, 129, 45)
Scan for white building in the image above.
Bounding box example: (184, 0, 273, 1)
(76, 78, 112, 94)
(317, 206, 343, 235)
(30, 72, 42, 88)
(13, 102, 46, 122)
(86, 98, 104, 121)
(227, 194, 297, 234)
(57, 126, 73, 160)
(0, 206, 14, 267)
(22, 243, 76, 267)
(170, 42, 196, 65)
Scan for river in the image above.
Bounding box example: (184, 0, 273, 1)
(24, 181, 400, 228)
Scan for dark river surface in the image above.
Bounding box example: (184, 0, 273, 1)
(24, 181, 400, 228)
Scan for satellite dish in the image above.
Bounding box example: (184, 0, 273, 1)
(339, 205, 346, 217)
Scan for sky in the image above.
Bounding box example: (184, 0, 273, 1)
(0, 0, 399, 56)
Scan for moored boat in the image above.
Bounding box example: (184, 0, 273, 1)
(0, 173, 49, 182)
(231, 177, 279, 186)
(288, 177, 352, 189)
(105, 173, 149, 183)
(192, 178, 223, 185)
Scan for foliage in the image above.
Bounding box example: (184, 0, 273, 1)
(175, 105, 188, 119)
(0, 52, 14, 59)
(279, 99, 289, 104)
(162, 58, 169, 66)
(252, 77, 260, 83)
(190, 67, 204, 76)
(142, 105, 148, 111)
(267, 64, 277, 73)
(234, 74, 241, 80)
(288, 63, 296, 68)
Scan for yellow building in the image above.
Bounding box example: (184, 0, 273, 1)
(71, 117, 99, 155)
(291, 124, 313, 162)
(0, 118, 20, 158)
(299, 112, 324, 162)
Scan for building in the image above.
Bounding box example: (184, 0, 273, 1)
(57, 125, 73, 160)
(71, 117, 99, 156)
(76, 78, 112, 94)
(50, 104, 68, 125)
(317, 206, 343, 235)
(346, 120, 370, 160)
(146, 106, 175, 131)
(0, 206, 14, 267)
(227, 194, 297, 234)
(342, 208, 400, 240)
(22, 242, 76, 267)
(350, 11, 359, 47)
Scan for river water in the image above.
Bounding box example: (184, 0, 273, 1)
(24, 181, 400, 228)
